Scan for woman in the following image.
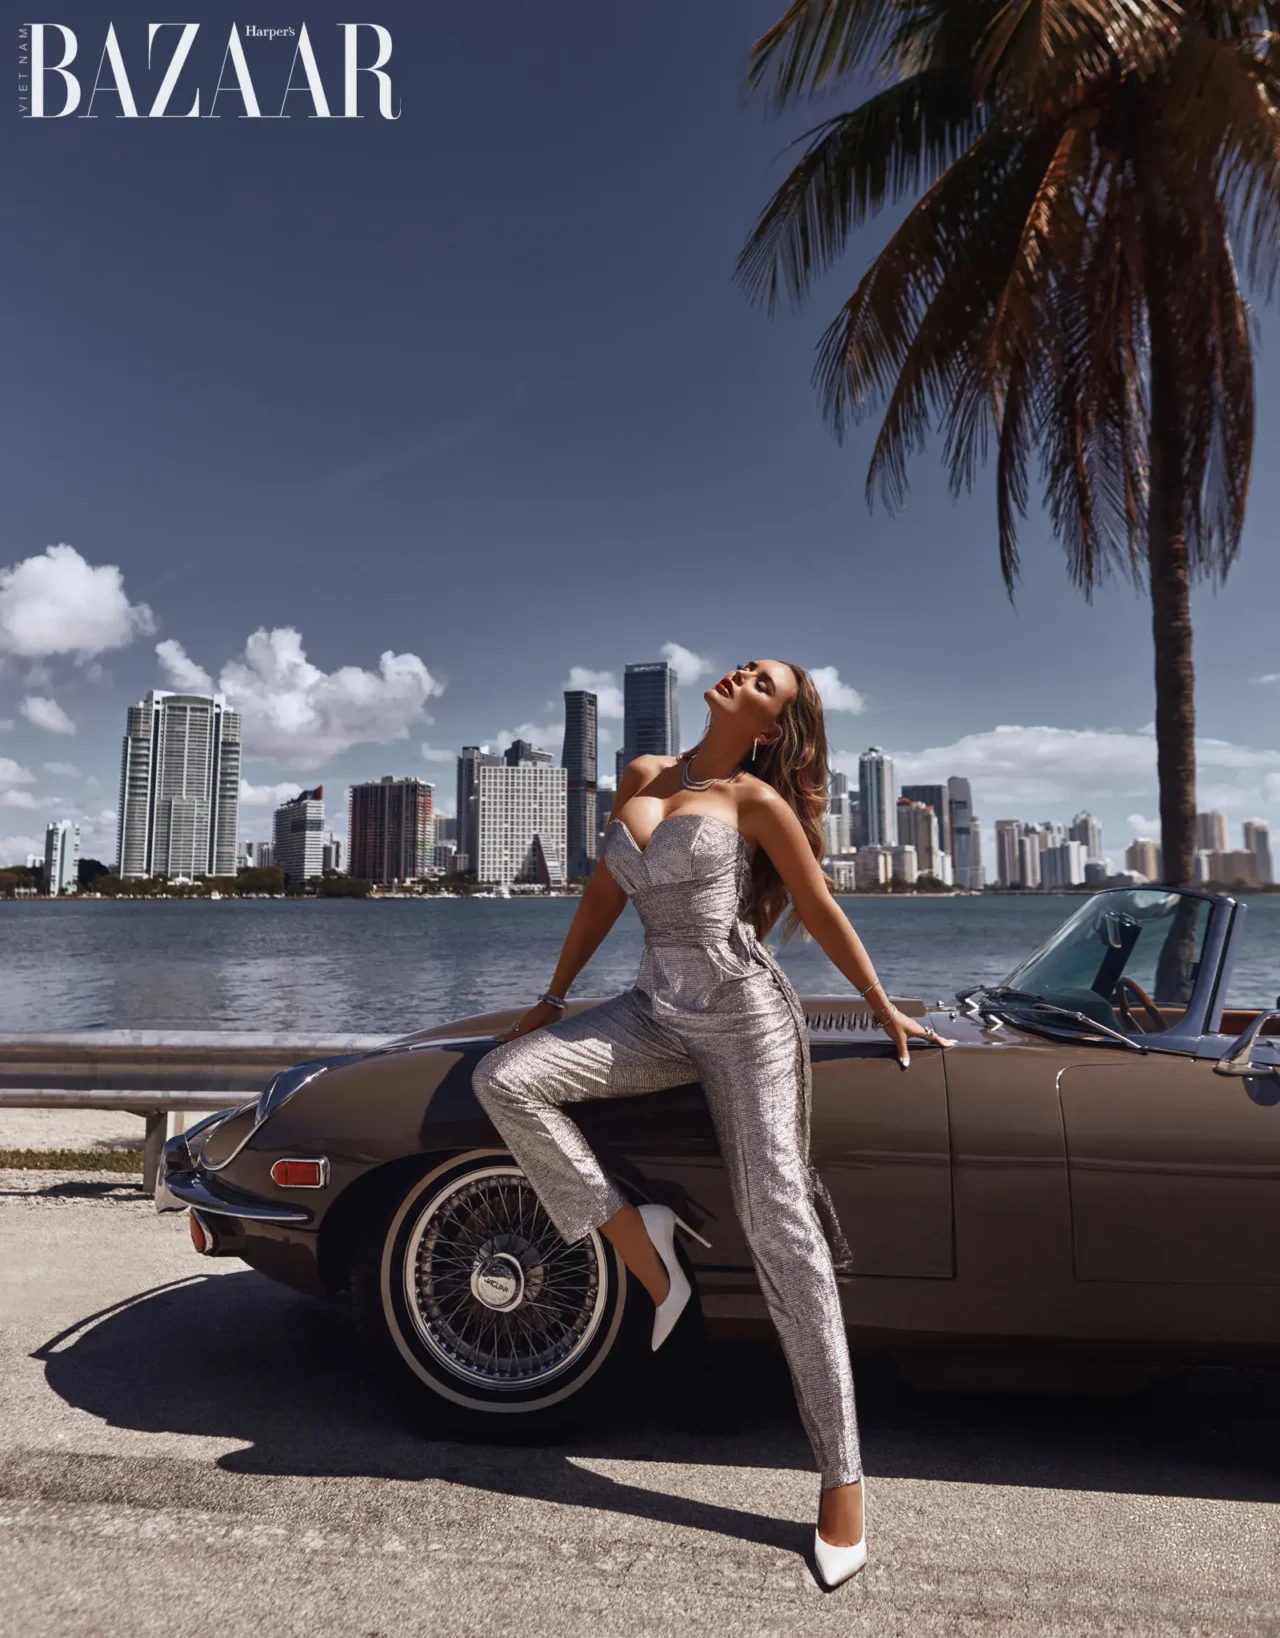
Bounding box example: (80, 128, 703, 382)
(472, 658, 952, 1589)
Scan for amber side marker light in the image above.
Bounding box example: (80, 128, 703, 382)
(271, 1157, 330, 1188)
(189, 1210, 212, 1254)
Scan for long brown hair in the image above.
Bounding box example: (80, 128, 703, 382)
(740, 660, 835, 942)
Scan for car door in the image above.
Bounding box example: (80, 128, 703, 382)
(809, 1030, 954, 1278)
(1058, 1036, 1280, 1285)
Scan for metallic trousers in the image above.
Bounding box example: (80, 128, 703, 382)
(472, 980, 862, 1488)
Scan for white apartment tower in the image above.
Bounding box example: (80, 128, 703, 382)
(116, 691, 241, 879)
(1069, 811, 1104, 862)
(477, 763, 567, 886)
(44, 820, 80, 895)
(1243, 820, 1274, 885)
(273, 787, 326, 885)
(858, 747, 896, 847)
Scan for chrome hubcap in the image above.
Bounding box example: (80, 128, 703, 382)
(403, 1164, 608, 1389)
(470, 1252, 525, 1311)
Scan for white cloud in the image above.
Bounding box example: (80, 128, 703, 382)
(158, 629, 445, 769)
(155, 638, 213, 693)
(0, 758, 35, 787)
(494, 721, 562, 756)
(20, 695, 75, 735)
(1126, 814, 1162, 838)
(0, 544, 154, 659)
(809, 665, 866, 715)
(832, 724, 1280, 822)
(42, 761, 80, 777)
(1255, 674, 1280, 685)
(660, 642, 712, 685)
(564, 666, 624, 718)
(239, 778, 308, 808)
(421, 743, 456, 763)
(1, 790, 40, 809)
(0, 834, 40, 865)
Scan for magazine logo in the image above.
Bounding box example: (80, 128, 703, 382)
(18, 22, 400, 118)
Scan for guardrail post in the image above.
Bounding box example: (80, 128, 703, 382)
(143, 1112, 166, 1193)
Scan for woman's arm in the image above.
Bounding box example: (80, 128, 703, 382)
(742, 782, 953, 1067)
(499, 758, 655, 1039)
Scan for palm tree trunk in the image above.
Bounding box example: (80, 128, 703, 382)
(1145, 280, 1196, 890)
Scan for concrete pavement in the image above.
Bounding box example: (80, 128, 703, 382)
(2, 1167, 1278, 1637)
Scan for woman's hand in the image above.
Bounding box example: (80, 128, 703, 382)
(499, 1001, 563, 1042)
(876, 1006, 956, 1070)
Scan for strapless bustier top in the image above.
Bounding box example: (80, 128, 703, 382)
(603, 812, 765, 1005)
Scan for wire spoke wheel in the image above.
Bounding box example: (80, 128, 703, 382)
(403, 1163, 608, 1390)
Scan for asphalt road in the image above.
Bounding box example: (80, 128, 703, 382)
(2, 1169, 1278, 1638)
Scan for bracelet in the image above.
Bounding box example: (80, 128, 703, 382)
(857, 978, 886, 999)
(538, 990, 568, 1010)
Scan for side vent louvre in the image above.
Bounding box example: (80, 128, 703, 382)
(805, 1010, 876, 1035)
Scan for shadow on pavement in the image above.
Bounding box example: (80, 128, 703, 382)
(26, 1265, 1280, 1550)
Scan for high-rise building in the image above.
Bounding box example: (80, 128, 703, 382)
(855, 846, 892, 889)
(1205, 850, 1260, 887)
(947, 777, 973, 888)
(616, 661, 680, 784)
(321, 833, 344, 875)
(1125, 838, 1163, 881)
(969, 815, 985, 889)
(477, 763, 567, 886)
(1069, 810, 1104, 861)
(434, 814, 458, 846)
(595, 786, 616, 857)
(890, 843, 919, 885)
(457, 747, 500, 875)
(1243, 820, 1273, 885)
(901, 784, 951, 855)
(44, 819, 79, 896)
(858, 747, 896, 847)
(116, 690, 241, 879)
(826, 769, 853, 856)
(1196, 811, 1228, 853)
(994, 820, 1022, 888)
(896, 797, 940, 875)
(1017, 833, 1042, 889)
(349, 777, 434, 884)
(562, 690, 599, 879)
(273, 787, 325, 885)
(504, 738, 553, 767)
(1042, 839, 1087, 888)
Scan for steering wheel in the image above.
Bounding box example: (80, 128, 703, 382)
(1113, 976, 1166, 1034)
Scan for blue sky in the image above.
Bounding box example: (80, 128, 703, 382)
(5, 0, 1280, 868)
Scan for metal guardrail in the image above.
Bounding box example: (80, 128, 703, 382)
(0, 1031, 398, 1191)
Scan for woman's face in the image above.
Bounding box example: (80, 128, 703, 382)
(703, 658, 798, 743)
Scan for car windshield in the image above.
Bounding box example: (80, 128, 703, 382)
(992, 889, 1212, 1035)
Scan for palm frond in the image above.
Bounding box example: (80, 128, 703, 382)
(736, 72, 985, 313)
(746, 0, 905, 109)
(975, 0, 1184, 100)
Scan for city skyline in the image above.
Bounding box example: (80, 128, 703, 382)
(13, 665, 1280, 893)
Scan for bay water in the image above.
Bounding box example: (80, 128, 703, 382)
(0, 894, 1276, 1035)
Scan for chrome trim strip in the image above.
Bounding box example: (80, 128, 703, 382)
(163, 1171, 312, 1224)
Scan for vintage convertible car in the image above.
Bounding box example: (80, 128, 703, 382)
(163, 885, 1280, 1434)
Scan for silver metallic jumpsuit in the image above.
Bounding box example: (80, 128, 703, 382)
(471, 810, 862, 1488)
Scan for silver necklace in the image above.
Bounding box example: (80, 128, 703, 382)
(681, 748, 743, 790)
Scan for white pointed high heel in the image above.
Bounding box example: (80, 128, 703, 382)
(814, 1485, 867, 1589)
(636, 1202, 708, 1351)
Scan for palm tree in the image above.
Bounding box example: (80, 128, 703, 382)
(737, 1, 1280, 886)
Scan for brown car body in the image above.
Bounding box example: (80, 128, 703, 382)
(163, 887, 1280, 1410)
